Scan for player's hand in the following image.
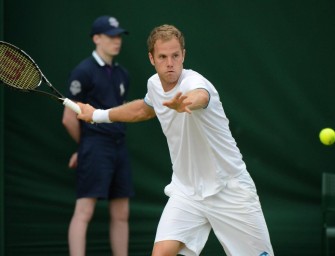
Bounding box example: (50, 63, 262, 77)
(68, 152, 78, 169)
(77, 102, 96, 123)
(163, 92, 192, 113)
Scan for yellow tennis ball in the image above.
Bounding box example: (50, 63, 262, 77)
(319, 128, 335, 146)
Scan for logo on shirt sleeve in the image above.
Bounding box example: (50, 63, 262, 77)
(119, 83, 125, 96)
(70, 80, 82, 96)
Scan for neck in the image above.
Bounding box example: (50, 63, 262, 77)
(162, 82, 177, 92)
(96, 49, 113, 66)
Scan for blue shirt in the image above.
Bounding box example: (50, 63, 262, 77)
(66, 51, 130, 138)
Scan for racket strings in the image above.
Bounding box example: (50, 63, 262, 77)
(0, 44, 41, 90)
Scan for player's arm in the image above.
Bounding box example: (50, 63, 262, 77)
(77, 99, 156, 123)
(163, 89, 209, 113)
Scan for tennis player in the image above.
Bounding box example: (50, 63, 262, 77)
(77, 24, 274, 256)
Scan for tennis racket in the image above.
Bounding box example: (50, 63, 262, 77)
(0, 41, 81, 114)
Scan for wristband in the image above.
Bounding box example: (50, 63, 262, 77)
(92, 109, 112, 123)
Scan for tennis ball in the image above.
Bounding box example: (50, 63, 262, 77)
(319, 128, 335, 146)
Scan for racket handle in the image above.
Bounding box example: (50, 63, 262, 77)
(63, 98, 81, 114)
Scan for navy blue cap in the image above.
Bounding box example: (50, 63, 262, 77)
(90, 16, 128, 37)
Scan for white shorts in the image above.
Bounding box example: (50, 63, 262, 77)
(154, 171, 274, 256)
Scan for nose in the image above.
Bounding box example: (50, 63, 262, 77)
(167, 56, 174, 66)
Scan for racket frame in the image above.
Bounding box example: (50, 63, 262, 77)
(0, 41, 81, 113)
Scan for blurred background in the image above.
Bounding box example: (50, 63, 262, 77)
(1, 0, 334, 255)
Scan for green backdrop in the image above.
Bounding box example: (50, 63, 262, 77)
(1, 0, 335, 255)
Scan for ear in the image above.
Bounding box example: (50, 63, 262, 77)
(92, 34, 101, 45)
(148, 52, 155, 66)
(182, 49, 186, 63)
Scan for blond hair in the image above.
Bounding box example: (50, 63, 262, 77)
(147, 24, 185, 54)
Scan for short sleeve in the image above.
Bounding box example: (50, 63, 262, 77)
(144, 92, 153, 107)
(66, 68, 90, 102)
(179, 75, 207, 94)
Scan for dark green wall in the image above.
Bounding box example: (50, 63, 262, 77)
(2, 0, 335, 255)
(1, 0, 5, 255)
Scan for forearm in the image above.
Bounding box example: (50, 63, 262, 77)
(78, 99, 156, 123)
(187, 89, 209, 111)
(62, 107, 80, 143)
(108, 99, 155, 122)
(163, 89, 209, 113)
(65, 124, 80, 143)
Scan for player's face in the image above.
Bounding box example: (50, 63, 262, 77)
(95, 34, 122, 57)
(149, 38, 185, 92)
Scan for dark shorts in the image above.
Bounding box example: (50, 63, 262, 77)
(76, 135, 134, 200)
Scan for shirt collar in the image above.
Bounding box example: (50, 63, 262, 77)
(92, 51, 106, 66)
(92, 51, 119, 67)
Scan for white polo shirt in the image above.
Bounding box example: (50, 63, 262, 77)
(144, 69, 246, 199)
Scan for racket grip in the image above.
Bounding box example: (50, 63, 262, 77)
(63, 98, 81, 114)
